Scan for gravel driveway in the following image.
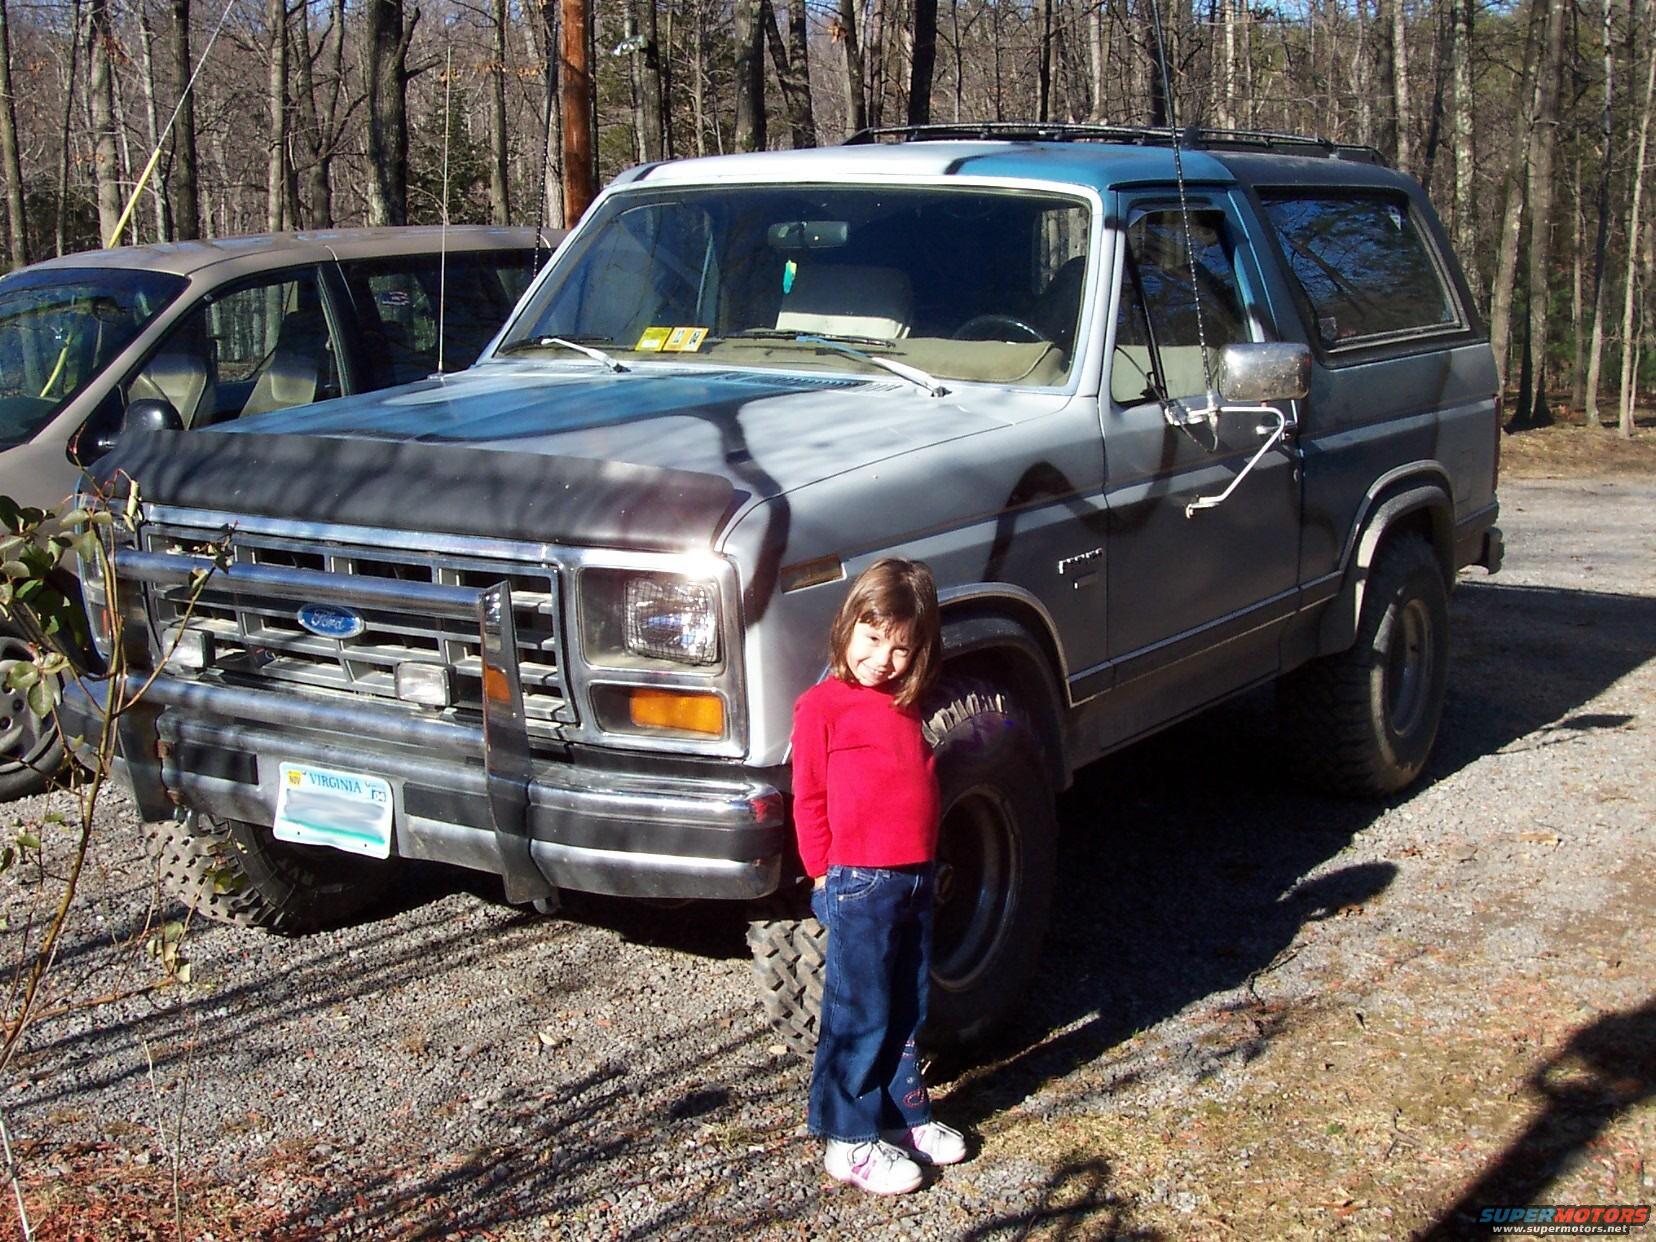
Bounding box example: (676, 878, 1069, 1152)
(4, 473, 1652, 1240)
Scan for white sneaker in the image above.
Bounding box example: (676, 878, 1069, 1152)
(824, 1138, 924, 1194)
(881, 1120, 968, 1166)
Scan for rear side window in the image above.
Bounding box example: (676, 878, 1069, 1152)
(1260, 193, 1459, 349)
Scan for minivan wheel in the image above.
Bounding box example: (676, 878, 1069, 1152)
(145, 811, 395, 934)
(745, 675, 1056, 1055)
(1280, 534, 1450, 797)
(0, 627, 66, 801)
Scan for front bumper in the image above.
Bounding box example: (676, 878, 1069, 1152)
(62, 675, 785, 902)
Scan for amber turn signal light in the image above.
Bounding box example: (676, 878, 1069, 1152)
(627, 688, 724, 736)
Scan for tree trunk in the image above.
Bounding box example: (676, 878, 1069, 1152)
(266, 0, 288, 232)
(489, 0, 511, 220)
(909, 0, 937, 125)
(55, 0, 83, 254)
(1450, 0, 1477, 299)
(1038, 0, 1053, 122)
(1584, 0, 1618, 427)
(642, 0, 666, 159)
(1619, 0, 1655, 437)
(733, 0, 766, 150)
(1391, 0, 1412, 172)
(1087, 0, 1104, 121)
(89, 0, 123, 245)
(763, 0, 814, 146)
(137, 3, 169, 241)
(365, 0, 412, 227)
(838, 0, 865, 135)
(0, 0, 27, 267)
(559, 0, 593, 223)
(530, 0, 563, 227)
(167, 0, 200, 239)
(1514, 0, 1567, 428)
(1488, 0, 1545, 390)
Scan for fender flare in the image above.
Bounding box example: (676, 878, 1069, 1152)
(1316, 476, 1455, 655)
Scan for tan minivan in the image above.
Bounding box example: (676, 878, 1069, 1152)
(0, 225, 558, 796)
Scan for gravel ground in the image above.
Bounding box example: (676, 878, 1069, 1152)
(3, 473, 1652, 1240)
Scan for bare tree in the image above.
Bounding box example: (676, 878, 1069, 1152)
(1450, 0, 1477, 298)
(732, 0, 765, 150)
(89, 0, 123, 244)
(1488, 0, 1544, 390)
(1515, 0, 1567, 426)
(0, 0, 26, 267)
(489, 0, 511, 221)
(168, 0, 201, 239)
(837, 0, 866, 136)
(909, 0, 937, 124)
(762, 0, 815, 146)
(266, 0, 288, 232)
(1585, 0, 1620, 427)
(1618, 0, 1654, 437)
(365, 0, 414, 226)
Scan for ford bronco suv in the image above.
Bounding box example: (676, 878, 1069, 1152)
(74, 124, 1502, 1050)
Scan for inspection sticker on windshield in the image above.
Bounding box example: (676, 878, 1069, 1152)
(272, 762, 393, 859)
(635, 326, 707, 353)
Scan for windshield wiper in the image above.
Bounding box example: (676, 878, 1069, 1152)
(725, 328, 894, 349)
(794, 334, 948, 398)
(497, 335, 628, 372)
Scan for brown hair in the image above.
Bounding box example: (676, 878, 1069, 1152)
(826, 557, 942, 709)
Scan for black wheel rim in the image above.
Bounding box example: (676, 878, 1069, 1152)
(0, 635, 56, 772)
(1385, 597, 1433, 737)
(932, 784, 1018, 992)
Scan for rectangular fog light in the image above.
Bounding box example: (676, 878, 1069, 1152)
(163, 628, 212, 672)
(396, 662, 452, 707)
(628, 688, 724, 736)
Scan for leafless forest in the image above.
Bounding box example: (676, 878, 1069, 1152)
(0, 0, 1651, 430)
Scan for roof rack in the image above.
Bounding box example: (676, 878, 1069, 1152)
(843, 122, 1387, 166)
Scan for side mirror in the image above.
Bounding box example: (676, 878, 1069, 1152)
(87, 398, 183, 460)
(1217, 342, 1311, 404)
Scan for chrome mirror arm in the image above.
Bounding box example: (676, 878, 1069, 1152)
(1185, 404, 1289, 517)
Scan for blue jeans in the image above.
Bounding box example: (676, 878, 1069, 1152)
(808, 863, 935, 1142)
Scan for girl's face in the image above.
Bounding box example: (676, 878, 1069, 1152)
(845, 618, 914, 689)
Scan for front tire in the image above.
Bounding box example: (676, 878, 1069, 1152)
(746, 674, 1057, 1054)
(1280, 534, 1450, 796)
(0, 626, 67, 801)
(145, 812, 394, 933)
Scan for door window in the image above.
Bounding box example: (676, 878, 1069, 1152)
(1111, 207, 1250, 405)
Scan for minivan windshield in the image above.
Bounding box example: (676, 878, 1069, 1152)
(498, 184, 1091, 387)
(0, 267, 186, 448)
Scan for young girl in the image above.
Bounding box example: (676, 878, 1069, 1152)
(791, 557, 967, 1195)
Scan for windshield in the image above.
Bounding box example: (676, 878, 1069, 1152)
(0, 266, 186, 447)
(499, 184, 1091, 386)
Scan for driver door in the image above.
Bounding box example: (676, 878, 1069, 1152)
(1099, 192, 1302, 745)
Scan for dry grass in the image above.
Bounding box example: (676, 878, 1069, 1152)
(1502, 413, 1656, 479)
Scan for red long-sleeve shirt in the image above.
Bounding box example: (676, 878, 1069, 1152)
(790, 676, 940, 878)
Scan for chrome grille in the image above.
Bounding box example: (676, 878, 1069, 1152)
(140, 524, 571, 734)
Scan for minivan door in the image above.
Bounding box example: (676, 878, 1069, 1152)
(1096, 192, 1301, 746)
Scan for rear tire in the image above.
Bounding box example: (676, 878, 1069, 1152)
(1280, 534, 1450, 796)
(746, 673, 1057, 1055)
(145, 811, 394, 933)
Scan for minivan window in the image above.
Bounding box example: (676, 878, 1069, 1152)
(0, 267, 185, 447)
(338, 251, 540, 387)
(1259, 193, 1458, 347)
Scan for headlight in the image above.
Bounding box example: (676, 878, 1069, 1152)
(76, 531, 114, 661)
(580, 569, 721, 669)
(624, 576, 718, 664)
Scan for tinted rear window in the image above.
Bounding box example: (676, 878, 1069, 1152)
(1259, 193, 1459, 348)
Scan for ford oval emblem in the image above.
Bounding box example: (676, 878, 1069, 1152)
(296, 603, 365, 640)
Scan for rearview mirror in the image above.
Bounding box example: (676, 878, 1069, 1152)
(766, 221, 849, 251)
(1217, 342, 1311, 404)
(88, 397, 183, 459)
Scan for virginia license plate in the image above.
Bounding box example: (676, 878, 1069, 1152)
(272, 762, 394, 859)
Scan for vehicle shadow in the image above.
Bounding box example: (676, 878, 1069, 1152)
(1419, 995, 1656, 1239)
(932, 577, 1656, 1126)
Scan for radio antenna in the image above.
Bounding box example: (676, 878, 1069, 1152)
(1145, 0, 1219, 415)
(437, 45, 453, 374)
